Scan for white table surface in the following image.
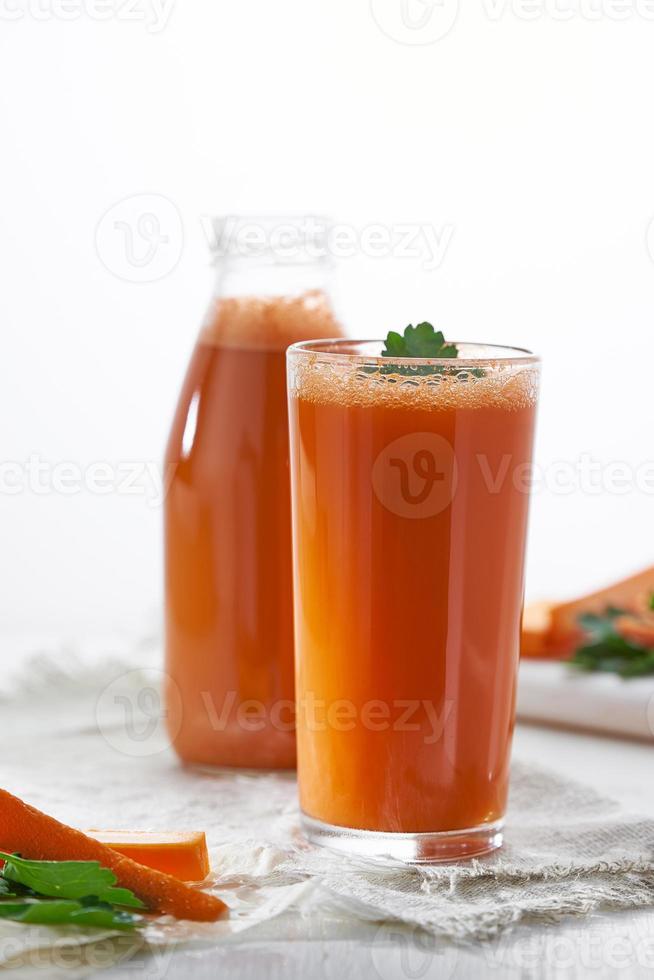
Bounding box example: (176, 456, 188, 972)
(69, 722, 653, 980)
(1, 638, 652, 980)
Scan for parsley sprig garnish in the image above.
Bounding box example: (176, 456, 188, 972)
(382, 323, 458, 360)
(373, 322, 483, 378)
(0, 853, 145, 931)
(569, 608, 654, 678)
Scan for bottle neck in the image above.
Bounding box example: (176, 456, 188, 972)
(206, 215, 333, 300)
(212, 256, 332, 301)
(200, 216, 340, 350)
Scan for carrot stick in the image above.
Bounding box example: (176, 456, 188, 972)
(85, 830, 211, 882)
(0, 789, 227, 922)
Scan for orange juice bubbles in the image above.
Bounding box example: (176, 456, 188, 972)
(287, 340, 539, 861)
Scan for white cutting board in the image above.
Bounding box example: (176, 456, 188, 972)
(517, 659, 654, 742)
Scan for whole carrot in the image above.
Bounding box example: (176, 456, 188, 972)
(0, 788, 227, 922)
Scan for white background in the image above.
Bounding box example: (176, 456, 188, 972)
(1, 0, 653, 643)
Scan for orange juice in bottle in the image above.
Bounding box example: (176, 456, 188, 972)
(165, 218, 342, 769)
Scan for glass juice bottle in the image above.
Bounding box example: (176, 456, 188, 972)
(164, 217, 341, 769)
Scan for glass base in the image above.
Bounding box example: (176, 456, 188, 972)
(301, 814, 503, 864)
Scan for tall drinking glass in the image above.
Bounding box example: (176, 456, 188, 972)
(287, 340, 540, 862)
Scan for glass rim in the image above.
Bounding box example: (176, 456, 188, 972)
(287, 338, 540, 368)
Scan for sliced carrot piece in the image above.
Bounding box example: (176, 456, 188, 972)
(521, 601, 575, 659)
(521, 569, 654, 661)
(521, 601, 553, 657)
(0, 789, 227, 922)
(86, 830, 210, 882)
(549, 565, 654, 648)
(614, 614, 654, 649)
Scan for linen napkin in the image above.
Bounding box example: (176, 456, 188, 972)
(204, 760, 654, 941)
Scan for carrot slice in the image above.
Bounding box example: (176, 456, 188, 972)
(522, 567, 654, 660)
(614, 613, 654, 649)
(0, 789, 227, 922)
(549, 565, 654, 648)
(521, 602, 575, 659)
(521, 601, 553, 657)
(86, 830, 210, 882)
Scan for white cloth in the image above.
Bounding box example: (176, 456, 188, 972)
(1, 642, 653, 972)
(517, 659, 654, 741)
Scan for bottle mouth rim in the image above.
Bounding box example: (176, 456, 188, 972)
(287, 338, 540, 367)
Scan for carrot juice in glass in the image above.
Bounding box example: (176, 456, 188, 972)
(287, 337, 539, 861)
(164, 218, 341, 769)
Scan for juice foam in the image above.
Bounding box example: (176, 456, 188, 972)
(201, 290, 341, 352)
(291, 358, 539, 413)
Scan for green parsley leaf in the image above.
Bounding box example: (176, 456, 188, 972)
(381, 322, 458, 360)
(381, 330, 406, 357)
(569, 608, 654, 678)
(374, 322, 486, 378)
(576, 608, 626, 641)
(0, 854, 144, 909)
(0, 878, 23, 898)
(0, 899, 141, 930)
